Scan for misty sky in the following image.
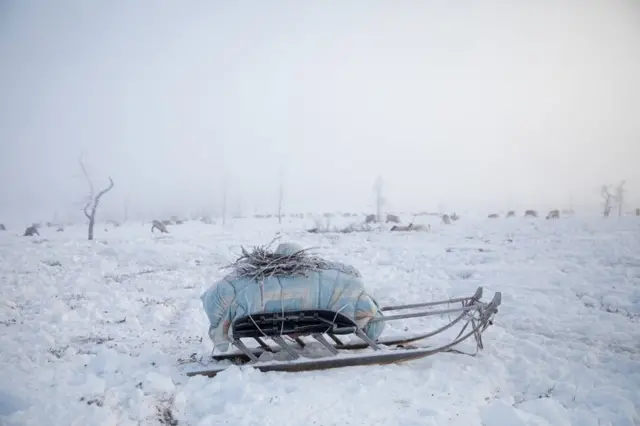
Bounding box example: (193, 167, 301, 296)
(1, 0, 639, 224)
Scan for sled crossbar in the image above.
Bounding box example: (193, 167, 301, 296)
(186, 286, 501, 377)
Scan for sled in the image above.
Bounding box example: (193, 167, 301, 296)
(185, 286, 501, 378)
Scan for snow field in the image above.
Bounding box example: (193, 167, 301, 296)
(0, 216, 638, 425)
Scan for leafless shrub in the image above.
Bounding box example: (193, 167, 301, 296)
(73, 335, 114, 345)
(151, 220, 169, 233)
(24, 224, 39, 236)
(546, 209, 560, 219)
(157, 404, 178, 426)
(140, 296, 173, 306)
(79, 396, 104, 407)
(524, 210, 538, 217)
(48, 346, 69, 359)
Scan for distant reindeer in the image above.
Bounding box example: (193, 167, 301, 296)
(151, 220, 169, 233)
(441, 214, 451, 224)
(200, 216, 214, 224)
(451, 213, 460, 221)
(386, 214, 400, 224)
(24, 224, 39, 236)
(546, 209, 560, 219)
(390, 223, 429, 232)
(506, 210, 516, 218)
(365, 214, 376, 224)
(524, 210, 538, 217)
(0, 224, 5, 231)
(488, 213, 499, 219)
(56, 227, 64, 232)
(636, 208, 640, 217)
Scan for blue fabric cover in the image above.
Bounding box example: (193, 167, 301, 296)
(200, 246, 385, 351)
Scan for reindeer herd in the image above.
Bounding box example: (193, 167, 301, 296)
(3, 207, 640, 238)
(488, 209, 560, 220)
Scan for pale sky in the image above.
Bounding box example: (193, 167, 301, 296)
(1, 0, 639, 224)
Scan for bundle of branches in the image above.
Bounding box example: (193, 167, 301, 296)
(223, 242, 361, 281)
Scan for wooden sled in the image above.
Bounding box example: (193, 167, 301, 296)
(184, 287, 501, 378)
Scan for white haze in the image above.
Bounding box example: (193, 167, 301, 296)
(1, 0, 639, 224)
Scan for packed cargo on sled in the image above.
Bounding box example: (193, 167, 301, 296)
(184, 242, 501, 378)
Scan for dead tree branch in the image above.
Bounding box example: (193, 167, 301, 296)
(79, 155, 115, 240)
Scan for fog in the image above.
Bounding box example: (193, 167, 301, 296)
(1, 0, 639, 224)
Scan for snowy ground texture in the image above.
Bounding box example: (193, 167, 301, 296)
(1, 215, 639, 426)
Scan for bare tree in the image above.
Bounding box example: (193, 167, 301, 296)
(373, 175, 385, 223)
(615, 180, 625, 216)
(601, 185, 614, 218)
(276, 168, 284, 225)
(277, 180, 283, 225)
(234, 199, 243, 219)
(79, 155, 115, 240)
(222, 182, 228, 226)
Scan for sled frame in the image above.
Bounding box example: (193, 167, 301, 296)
(186, 286, 501, 377)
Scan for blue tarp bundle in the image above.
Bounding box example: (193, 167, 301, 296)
(200, 242, 385, 351)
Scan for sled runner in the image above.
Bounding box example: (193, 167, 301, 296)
(185, 286, 501, 378)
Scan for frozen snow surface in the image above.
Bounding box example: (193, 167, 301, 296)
(1, 216, 639, 426)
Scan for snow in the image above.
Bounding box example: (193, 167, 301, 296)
(1, 216, 639, 426)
